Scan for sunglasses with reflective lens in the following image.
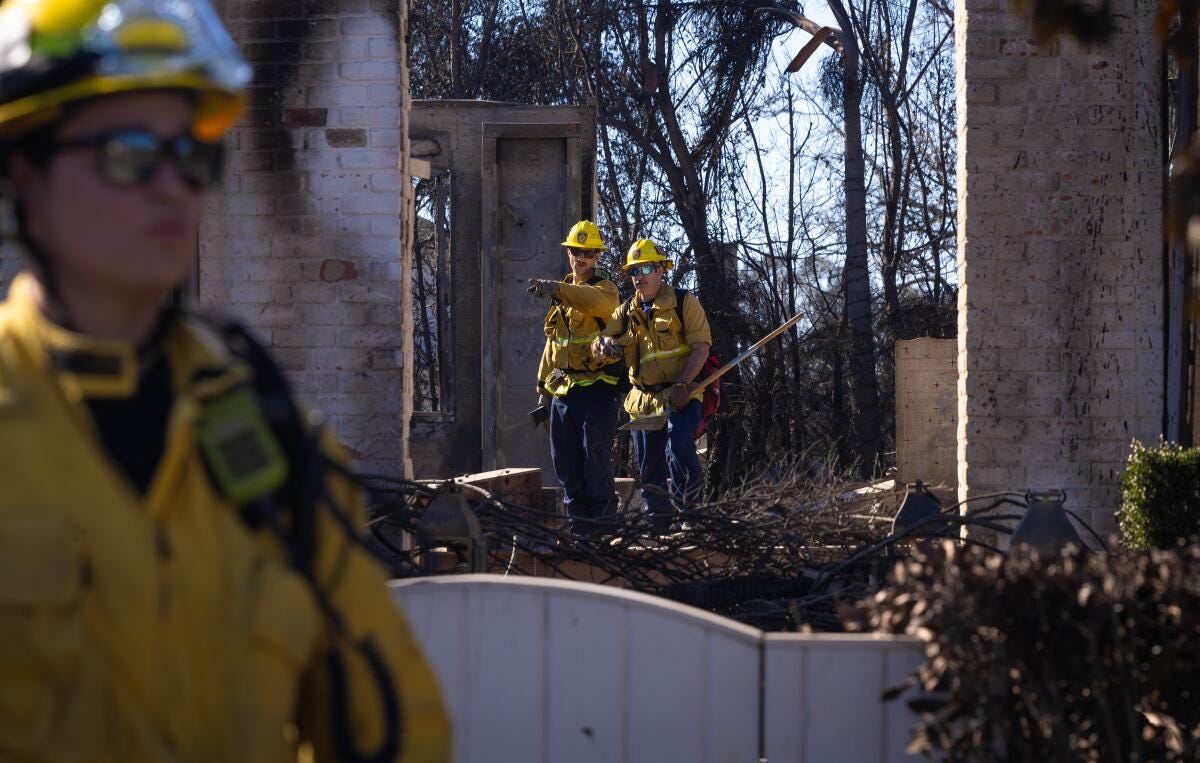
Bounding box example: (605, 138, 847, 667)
(48, 129, 225, 191)
(569, 249, 599, 259)
(628, 263, 659, 277)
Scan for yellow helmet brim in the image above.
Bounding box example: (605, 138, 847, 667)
(0, 70, 246, 142)
(621, 258, 673, 271)
(561, 238, 607, 250)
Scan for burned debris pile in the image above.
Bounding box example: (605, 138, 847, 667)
(360, 472, 1099, 632)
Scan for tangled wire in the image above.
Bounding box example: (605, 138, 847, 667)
(359, 470, 1104, 632)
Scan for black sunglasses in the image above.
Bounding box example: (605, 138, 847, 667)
(47, 129, 225, 191)
(568, 249, 599, 259)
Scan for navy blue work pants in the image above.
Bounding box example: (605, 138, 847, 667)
(632, 400, 702, 526)
(549, 382, 619, 530)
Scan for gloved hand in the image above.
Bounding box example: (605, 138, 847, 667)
(527, 278, 559, 299)
(669, 382, 692, 411)
(591, 336, 621, 360)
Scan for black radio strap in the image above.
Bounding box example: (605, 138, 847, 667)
(209, 317, 402, 763)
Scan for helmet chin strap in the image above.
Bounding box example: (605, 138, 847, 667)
(5, 193, 72, 329)
(1, 154, 67, 324)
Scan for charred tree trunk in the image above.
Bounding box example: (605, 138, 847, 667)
(832, 323, 852, 470)
(880, 105, 906, 340)
(782, 5, 881, 477)
(828, 1, 881, 478)
(449, 0, 463, 97)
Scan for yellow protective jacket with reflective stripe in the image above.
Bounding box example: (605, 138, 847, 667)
(602, 287, 712, 418)
(536, 271, 621, 397)
(0, 275, 451, 763)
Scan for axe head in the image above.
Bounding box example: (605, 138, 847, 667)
(528, 404, 550, 428)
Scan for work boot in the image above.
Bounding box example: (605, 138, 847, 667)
(570, 518, 606, 539)
(644, 512, 675, 534)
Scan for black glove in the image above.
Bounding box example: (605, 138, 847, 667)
(592, 336, 621, 360)
(527, 279, 559, 299)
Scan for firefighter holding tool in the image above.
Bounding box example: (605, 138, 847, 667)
(0, 0, 450, 759)
(592, 238, 711, 531)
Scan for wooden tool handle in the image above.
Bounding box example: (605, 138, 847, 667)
(690, 312, 804, 392)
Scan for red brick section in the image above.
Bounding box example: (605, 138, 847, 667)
(283, 108, 328, 127)
(319, 259, 360, 282)
(325, 128, 369, 147)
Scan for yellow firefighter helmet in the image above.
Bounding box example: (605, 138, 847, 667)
(622, 238, 673, 271)
(0, 0, 251, 142)
(561, 220, 608, 250)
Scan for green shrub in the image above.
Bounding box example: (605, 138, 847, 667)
(850, 543, 1200, 761)
(1118, 440, 1200, 550)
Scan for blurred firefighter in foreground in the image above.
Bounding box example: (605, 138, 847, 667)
(528, 220, 621, 534)
(592, 239, 711, 530)
(0, 0, 449, 759)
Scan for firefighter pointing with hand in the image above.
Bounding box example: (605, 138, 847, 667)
(592, 239, 711, 531)
(528, 220, 621, 535)
(0, 1, 449, 760)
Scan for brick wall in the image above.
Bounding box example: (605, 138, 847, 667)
(955, 0, 1163, 535)
(206, 0, 411, 475)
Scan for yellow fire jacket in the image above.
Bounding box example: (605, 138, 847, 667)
(602, 287, 712, 418)
(0, 274, 450, 762)
(536, 270, 621, 397)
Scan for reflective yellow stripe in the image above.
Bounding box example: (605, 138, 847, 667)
(642, 345, 689, 363)
(545, 372, 619, 397)
(551, 331, 600, 347)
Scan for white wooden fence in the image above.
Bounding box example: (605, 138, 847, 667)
(391, 575, 923, 763)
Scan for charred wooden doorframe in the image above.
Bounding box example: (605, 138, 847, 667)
(480, 122, 583, 469)
(1165, 30, 1198, 444)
